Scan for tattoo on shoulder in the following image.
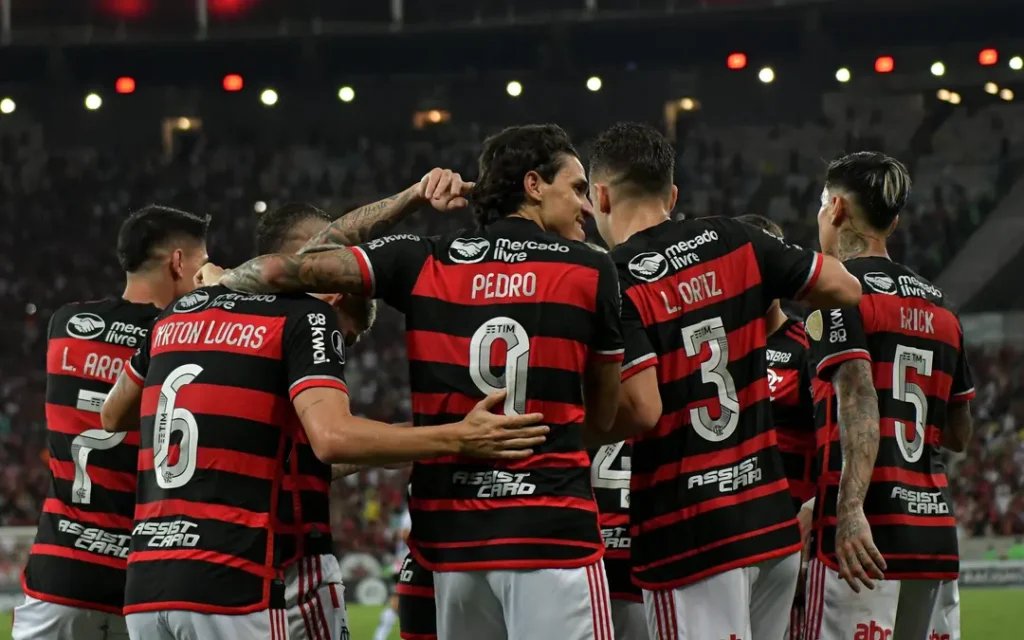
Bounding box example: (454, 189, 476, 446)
(303, 189, 418, 250)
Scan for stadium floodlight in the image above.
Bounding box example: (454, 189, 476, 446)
(985, 82, 999, 95)
(0, 98, 14, 114)
(948, 92, 962, 105)
(979, 48, 998, 66)
(260, 89, 278, 106)
(254, 201, 267, 213)
(679, 98, 696, 111)
(587, 76, 602, 92)
(874, 56, 894, 73)
(1000, 88, 1014, 101)
(930, 62, 945, 77)
(115, 77, 136, 94)
(85, 93, 103, 110)
(727, 53, 747, 70)
(937, 89, 951, 101)
(758, 67, 775, 84)
(506, 81, 523, 97)
(1010, 56, 1023, 71)
(223, 74, 244, 92)
(338, 86, 355, 102)
(835, 68, 851, 83)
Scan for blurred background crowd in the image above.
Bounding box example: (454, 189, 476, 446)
(1, 0, 1024, 593)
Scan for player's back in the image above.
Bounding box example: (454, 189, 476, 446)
(613, 215, 822, 590)
(767, 319, 817, 507)
(123, 286, 347, 615)
(808, 258, 972, 579)
(353, 217, 621, 571)
(23, 297, 158, 613)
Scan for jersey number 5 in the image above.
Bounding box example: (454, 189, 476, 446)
(892, 345, 934, 463)
(681, 317, 740, 442)
(469, 317, 529, 416)
(153, 364, 203, 489)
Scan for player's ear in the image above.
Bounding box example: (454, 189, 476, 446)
(595, 183, 611, 215)
(667, 184, 679, 212)
(523, 169, 545, 204)
(169, 248, 185, 281)
(830, 195, 847, 227)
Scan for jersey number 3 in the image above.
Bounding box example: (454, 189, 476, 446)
(681, 317, 740, 442)
(153, 364, 203, 489)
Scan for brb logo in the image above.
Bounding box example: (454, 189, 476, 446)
(854, 621, 893, 639)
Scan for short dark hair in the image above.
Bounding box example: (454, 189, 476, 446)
(735, 214, 785, 239)
(589, 122, 675, 197)
(470, 124, 579, 227)
(825, 151, 911, 231)
(255, 202, 332, 254)
(116, 205, 210, 272)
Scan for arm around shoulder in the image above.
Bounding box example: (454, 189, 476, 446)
(803, 255, 862, 309)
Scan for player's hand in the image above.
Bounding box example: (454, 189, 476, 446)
(414, 168, 474, 212)
(835, 506, 887, 593)
(797, 502, 814, 549)
(195, 263, 227, 287)
(456, 389, 549, 459)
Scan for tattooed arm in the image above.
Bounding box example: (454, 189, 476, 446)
(301, 168, 471, 252)
(219, 248, 369, 295)
(832, 359, 887, 591)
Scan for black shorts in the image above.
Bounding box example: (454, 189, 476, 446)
(396, 555, 437, 640)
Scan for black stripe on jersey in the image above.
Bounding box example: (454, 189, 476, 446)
(136, 467, 277, 515)
(408, 361, 583, 405)
(405, 298, 597, 344)
(658, 346, 768, 417)
(410, 502, 601, 546)
(45, 373, 123, 407)
(410, 419, 584, 457)
(130, 516, 269, 567)
(125, 560, 268, 612)
(605, 555, 642, 601)
(23, 553, 127, 613)
(48, 477, 136, 519)
(141, 350, 289, 398)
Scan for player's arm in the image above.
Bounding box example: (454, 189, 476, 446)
(100, 337, 151, 433)
(300, 168, 471, 252)
(942, 330, 976, 452)
(744, 223, 861, 308)
(581, 254, 624, 438)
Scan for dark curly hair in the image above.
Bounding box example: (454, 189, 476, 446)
(470, 124, 579, 228)
(589, 122, 675, 197)
(825, 151, 911, 232)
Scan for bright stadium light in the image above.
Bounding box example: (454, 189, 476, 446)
(254, 201, 267, 213)
(835, 67, 851, 83)
(1010, 56, 1023, 71)
(338, 86, 355, 102)
(985, 82, 999, 95)
(506, 81, 523, 97)
(0, 98, 14, 114)
(586, 76, 602, 92)
(937, 89, 951, 101)
(758, 67, 775, 84)
(727, 53, 747, 70)
(874, 56, 894, 73)
(979, 48, 998, 66)
(930, 62, 945, 77)
(1000, 88, 1014, 101)
(85, 93, 103, 110)
(260, 89, 278, 106)
(949, 92, 962, 105)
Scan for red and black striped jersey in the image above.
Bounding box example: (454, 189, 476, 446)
(123, 286, 348, 615)
(807, 257, 975, 580)
(613, 216, 823, 590)
(23, 298, 159, 614)
(348, 217, 623, 571)
(396, 554, 437, 640)
(274, 417, 335, 566)
(767, 318, 817, 507)
(589, 441, 641, 603)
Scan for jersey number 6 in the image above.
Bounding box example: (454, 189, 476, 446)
(153, 364, 203, 489)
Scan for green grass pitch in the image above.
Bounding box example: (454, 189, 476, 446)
(2, 590, 1022, 639)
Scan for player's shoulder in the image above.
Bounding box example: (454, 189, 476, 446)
(51, 296, 159, 341)
(163, 286, 332, 319)
(846, 257, 949, 306)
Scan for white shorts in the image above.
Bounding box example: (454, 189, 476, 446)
(283, 554, 350, 640)
(126, 608, 289, 640)
(12, 595, 128, 640)
(642, 552, 800, 640)
(433, 560, 614, 640)
(802, 558, 960, 640)
(611, 599, 650, 640)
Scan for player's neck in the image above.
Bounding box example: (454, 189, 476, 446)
(765, 302, 788, 336)
(615, 202, 671, 246)
(836, 224, 890, 262)
(123, 273, 175, 310)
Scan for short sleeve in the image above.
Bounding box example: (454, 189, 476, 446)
(743, 224, 823, 302)
(950, 327, 976, 404)
(126, 332, 152, 386)
(620, 291, 657, 381)
(591, 253, 624, 362)
(806, 305, 871, 382)
(350, 234, 433, 313)
(284, 297, 349, 401)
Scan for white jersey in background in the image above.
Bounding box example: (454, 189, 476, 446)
(393, 509, 412, 572)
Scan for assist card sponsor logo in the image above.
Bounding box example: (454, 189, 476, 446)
(449, 237, 490, 264)
(172, 289, 210, 314)
(66, 312, 106, 340)
(864, 272, 897, 295)
(627, 251, 669, 283)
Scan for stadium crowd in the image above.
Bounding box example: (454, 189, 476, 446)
(0, 101, 1021, 583)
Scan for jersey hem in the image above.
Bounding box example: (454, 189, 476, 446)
(123, 598, 271, 616)
(621, 354, 657, 381)
(20, 580, 123, 616)
(632, 542, 803, 591)
(409, 544, 604, 573)
(813, 552, 959, 580)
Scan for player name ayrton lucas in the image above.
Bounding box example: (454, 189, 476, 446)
(152, 318, 269, 350)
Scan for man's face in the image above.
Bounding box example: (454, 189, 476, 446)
(174, 243, 209, 298)
(538, 154, 592, 242)
(817, 188, 840, 258)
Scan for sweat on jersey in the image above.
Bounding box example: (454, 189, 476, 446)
(807, 258, 975, 580)
(767, 318, 817, 506)
(613, 216, 822, 591)
(23, 298, 159, 614)
(122, 286, 348, 615)
(347, 217, 623, 572)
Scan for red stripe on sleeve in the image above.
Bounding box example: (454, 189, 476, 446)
(815, 348, 871, 377)
(795, 253, 823, 300)
(349, 246, 375, 296)
(289, 377, 348, 402)
(125, 361, 145, 386)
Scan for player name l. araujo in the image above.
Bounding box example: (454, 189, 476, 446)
(58, 519, 132, 559)
(61, 348, 130, 383)
(132, 518, 203, 548)
(686, 456, 762, 493)
(152, 319, 267, 350)
(890, 487, 950, 514)
(451, 470, 537, 497)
